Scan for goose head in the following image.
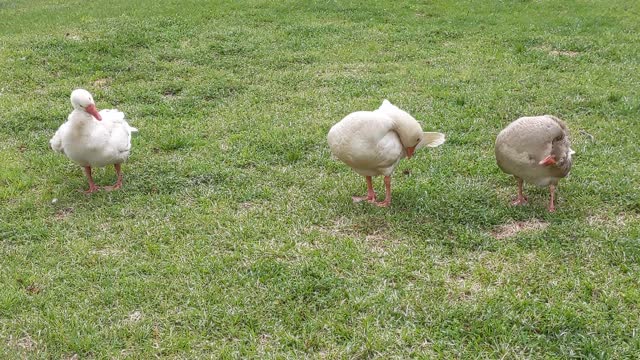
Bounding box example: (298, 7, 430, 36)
(539, 130, 574, 172)
(70, 89, 102, 121)
(378, 99, 424, 158)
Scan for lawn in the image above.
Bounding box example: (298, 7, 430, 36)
(1, 0, 640, 358)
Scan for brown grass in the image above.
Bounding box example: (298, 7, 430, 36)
(126, 310, 143, 324)
(25, 283, 42, 295)
(549, 50, 580, 57)
(587, 212, 640, 228)
(532, 45, 580, 57)
(89, 247, 125, 257)
(93, 78, 112, 88)
(54, 207, 74, 220)
(8, 334, 37, 352)
(492, 219, 549, 239)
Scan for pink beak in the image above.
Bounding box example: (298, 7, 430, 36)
(86, 104, 102, 121)
(406, 146, 416, 159)
(539, 155, 556, 166)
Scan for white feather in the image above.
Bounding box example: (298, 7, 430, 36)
(327, 100, 444, 177)
(51, 102, 137, 168)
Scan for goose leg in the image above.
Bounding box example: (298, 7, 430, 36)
(82, 166, 99, 194)
(548, 184, 556, 212)
(352, 176, 376, 203)
(103, 164, 123, 191)
(512, 177, 528, 206)
(374, 176, 391, 207)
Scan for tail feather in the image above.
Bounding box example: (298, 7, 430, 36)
(99, 109, 125, 121)
(100, 108, 139, 134)
(418, 132, 445, 149)
(50, 132, 63, 152)
(50, 123, 69, 153)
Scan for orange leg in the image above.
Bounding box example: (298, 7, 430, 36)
(82, 166, 99, 194)
(548, 184, 556, 212)
(103, 164, 123, 191)
(512, 177, 528, 206)
(352, 176, 376, 203)
(374, 176, 391, 207)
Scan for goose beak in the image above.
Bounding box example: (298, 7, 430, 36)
(86, 104, 102, 121)
(406, 146, 416, 159)
(539, 155, 556, 166)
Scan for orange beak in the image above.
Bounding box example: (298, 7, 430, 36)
(539, 155, 556, 166)
(406, 146, 416, 159)
(86, 104, 102, 121)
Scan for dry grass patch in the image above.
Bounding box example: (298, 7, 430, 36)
(314, 217, 397, 247)
(532, 45, 580, 57)
(93, 78, 112, 88)
(7, 334, 37, 352)
(235, 200, 268, 216)
(364, 231, 400, 256)
(313, 216, 359, 238)
(586, 212, 640, 229)
(549, 50, 580, 57)
(89, 247, 125, 257)
(239, 201, 256, 210)
(126, 310, 143, 324)
(316, 63, 376, 80)
(492, 219, 549, 239)
(308, 217, 401, 257)
(54, 207, 74, 220)
(64, 32, 82, 41)
(25, 283, 42, 295)
(446, 275, 485, 302)
(162, 89, 180, 100)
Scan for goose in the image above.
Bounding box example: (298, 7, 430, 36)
(327, 99, 445, 207)
(495, 115, 574, 212)
(50, 89, 138, 193)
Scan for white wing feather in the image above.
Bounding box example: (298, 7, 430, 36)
(50, 122, 70, 154)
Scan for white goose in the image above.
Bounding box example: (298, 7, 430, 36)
(50, 89, 138, 193)
(328, 99, 445, 207)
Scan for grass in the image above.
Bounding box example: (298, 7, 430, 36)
(1, 0, 640, 357)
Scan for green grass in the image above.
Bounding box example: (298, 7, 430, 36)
(1, 0, 640, 358)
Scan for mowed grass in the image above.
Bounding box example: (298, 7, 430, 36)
(1, 0, 640, 357)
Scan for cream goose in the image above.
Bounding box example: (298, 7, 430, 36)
(495, 115, 574, 212)
(327, 99, 445, 207)
(50, 89, 138, 193)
